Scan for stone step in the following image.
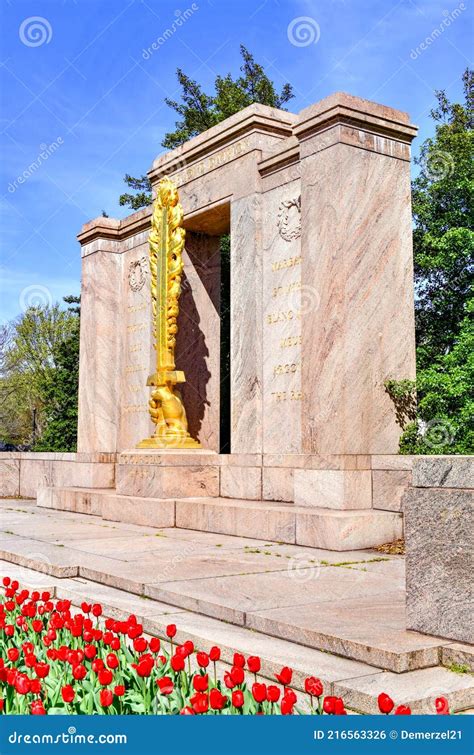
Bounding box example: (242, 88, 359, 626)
(176, 497, 402, 551)
(38, 487, 402, 551)
(3, 560, 473, 714)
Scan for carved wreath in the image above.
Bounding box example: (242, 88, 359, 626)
(277, 196, 301, 242)
(128, 256, 148, 292)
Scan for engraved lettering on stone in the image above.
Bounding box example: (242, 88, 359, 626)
(277, 196, 301, 242)
(273, 362, 300, 377)
(271, 255, 302, 272)
(128, 256, 148, 292)
(280, 335, 302, 349)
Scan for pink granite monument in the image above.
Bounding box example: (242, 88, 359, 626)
(28, 93, 420, 549)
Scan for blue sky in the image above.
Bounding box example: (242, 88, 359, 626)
(0, 0, 472, 322)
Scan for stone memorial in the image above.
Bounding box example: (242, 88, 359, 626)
(30, 92, 421, 550)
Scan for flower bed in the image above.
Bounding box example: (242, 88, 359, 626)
(0, 577, 449, 715)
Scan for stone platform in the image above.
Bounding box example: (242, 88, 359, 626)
(0, 498, 473, 714)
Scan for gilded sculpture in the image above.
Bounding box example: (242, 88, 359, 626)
(137, 177, 200, 449)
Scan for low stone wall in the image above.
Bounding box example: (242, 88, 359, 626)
(0, 452, 116, 499)
(404, 456, 474, 644)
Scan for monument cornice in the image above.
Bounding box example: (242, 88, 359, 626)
(77, 206, 152, 246)
(294, 92, 418, 144)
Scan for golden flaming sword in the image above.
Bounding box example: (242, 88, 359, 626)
(137, 177, 200, 449)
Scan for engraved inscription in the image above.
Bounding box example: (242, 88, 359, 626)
(271, 255, 302, 272)
(280, 335, 302, 349)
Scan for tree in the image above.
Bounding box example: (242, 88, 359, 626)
(33, 296, 80, 451)
(0, 297, 80, 449)
(119, 45, 294, 210)
(388, 68, 473, 453)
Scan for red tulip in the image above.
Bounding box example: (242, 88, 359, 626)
(247, 656, 261, 674)
(30, 679, 42, 694)
(323, 696, 336, 714)
(193, 674, 209, 692)
(157, 676, 174, 695)
(91, 604, 102, 618)
(61, 685, 75, 703)
(378, 692, 395, 714)
(81, 602, 91, 613)
(31, 619, 42, 633)
(15, 675, 31, 695)
(114, 685, 125, 697)
(281, 697, 294, 715)
(31, 699, 46, 715)
(180, 706, 195, 715)
(394, 705, 412, 715)
(149, 637, 160, 653)
(230, 666, 245, 686)
(106, 653, 119, 670)
(166, 624, 177, 638)
(98, 669, 113, 686)
(252, 682, 267, 703)
(233, 652, 245, 668)
(170, 655, 185, 672)
(232, 690, 244, 708)
(133, 637, 147, 653)
(435, 696, 449, 715)
(210, 688, 227, 710)
(267, 685, 281, 703)
(72, 664, 87, 681)
(334, 697, 346, 715)
(84, 644, 97, 660)
(190, 691, 209, 714)
(2, 577, 10, 586)
(209, 646, 221, 662)
(135, 660, 153, 678)
(7, 648, 19, 662)
(275, 666, 292, 686)
(305, 676, 323, 697)
(92, 659, 104, 674)
(34, 662, 49, 679)
(184, 640, 194, 655)
(100, 689, 113, 707)
(196, 651, 209, 668)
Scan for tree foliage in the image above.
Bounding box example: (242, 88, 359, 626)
(390, 68, 473, 454)
(119, 45, 294, 210)
(0, 297, 80, 450)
